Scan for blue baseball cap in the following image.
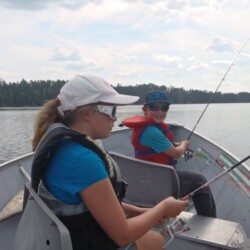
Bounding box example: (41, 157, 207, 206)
(144, 90, 171, 105)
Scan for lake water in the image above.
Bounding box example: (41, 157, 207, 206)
(0, 104, 250, 169)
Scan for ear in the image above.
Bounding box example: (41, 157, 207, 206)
(142, 106, 148, 116)
(79, 109, 92, 122)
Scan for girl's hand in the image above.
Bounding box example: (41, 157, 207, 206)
(162, 196, 189, 218)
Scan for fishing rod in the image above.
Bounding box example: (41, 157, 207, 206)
(187, 39, 249, 140)
(161, 155, 250, 248)
(182, 154, 250, 200)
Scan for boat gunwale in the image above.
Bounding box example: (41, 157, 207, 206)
(0, 152, 34, 169)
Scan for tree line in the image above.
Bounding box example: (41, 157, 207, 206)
(0, 79, 250, 107)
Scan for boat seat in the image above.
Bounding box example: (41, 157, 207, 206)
(13, 182, 73, 250)
(109, 151, 180, 207)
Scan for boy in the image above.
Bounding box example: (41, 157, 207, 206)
(123, 90, 216, 218)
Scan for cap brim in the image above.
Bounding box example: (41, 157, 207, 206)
(100, 94, 139, 105)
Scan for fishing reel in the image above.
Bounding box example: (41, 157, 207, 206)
(184, 149, 194, 161)
(156, 216, 187, 248)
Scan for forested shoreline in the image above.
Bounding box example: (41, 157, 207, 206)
(0, 79, 250, 107)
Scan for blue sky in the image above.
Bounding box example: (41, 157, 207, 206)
(0, 0, 250, 93)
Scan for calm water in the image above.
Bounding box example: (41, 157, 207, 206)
(0, 104, 250, 168)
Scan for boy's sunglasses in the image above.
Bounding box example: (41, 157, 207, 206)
(147, 103, 169, 112)
(93, 105, 117, 120)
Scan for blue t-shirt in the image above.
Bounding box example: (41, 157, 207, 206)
(43, 139, 108, 204)
(140, 125, 173, 153)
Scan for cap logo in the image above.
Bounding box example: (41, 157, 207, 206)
(104, 80, 110, 87)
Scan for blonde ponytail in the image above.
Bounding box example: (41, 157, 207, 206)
(32, 99, 63, 151)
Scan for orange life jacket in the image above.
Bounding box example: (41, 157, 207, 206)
(122, 115, 177, 166)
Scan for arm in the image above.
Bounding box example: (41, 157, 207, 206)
(121, 202, 149, 218)
(141, 126, 190, 160)
(80, 179, 188, 246)
(163, 140, 190, 159)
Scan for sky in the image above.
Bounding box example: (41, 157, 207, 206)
(0, 0, 250, 93)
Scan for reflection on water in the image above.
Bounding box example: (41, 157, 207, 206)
(0, 104, 250, 168)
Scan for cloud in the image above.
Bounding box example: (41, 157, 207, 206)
(187, 56, 196, 62)
(153, 54, 181, 65)
(0, 0, 49, 10)
(153, 54, 184, 75)
(0, 0, 99, 11)
(207, 37, 236, 53)
(65, 61, 102, 71)
(188, 0, 209, 8)
(112, 71, 141, 78)
(211, 60, 231, 66)
(112, 53, 138, 62)
(188, 60, 209, 71)
(166, 0, 188, 10)
(241, 52, 250, 59)
(51, 49, 82, 62)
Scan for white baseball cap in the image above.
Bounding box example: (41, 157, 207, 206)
(58, 75, 139, 111)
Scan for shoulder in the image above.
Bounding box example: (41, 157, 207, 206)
(143, 125, 162, 134)
(123, 115, 155, 128)
(48, 139, 107, 179)
(140, 125, 163, 142)
(58, 139, 93, 154)
(54, 139, 102, 166)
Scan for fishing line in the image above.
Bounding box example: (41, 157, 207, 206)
(187, 39, 249, 140)
(182, 154, 250, 200)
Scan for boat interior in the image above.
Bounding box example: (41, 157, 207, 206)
(0, 126, 249, 249)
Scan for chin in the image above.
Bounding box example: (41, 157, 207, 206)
(154, 118, 163, 123)
(100, 132, 111, 139)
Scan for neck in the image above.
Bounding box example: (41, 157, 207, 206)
(69, 123, 95, 140)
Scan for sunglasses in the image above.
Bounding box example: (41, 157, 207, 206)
(147, 103, 169, 112)
(93, 105, 117, 120)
